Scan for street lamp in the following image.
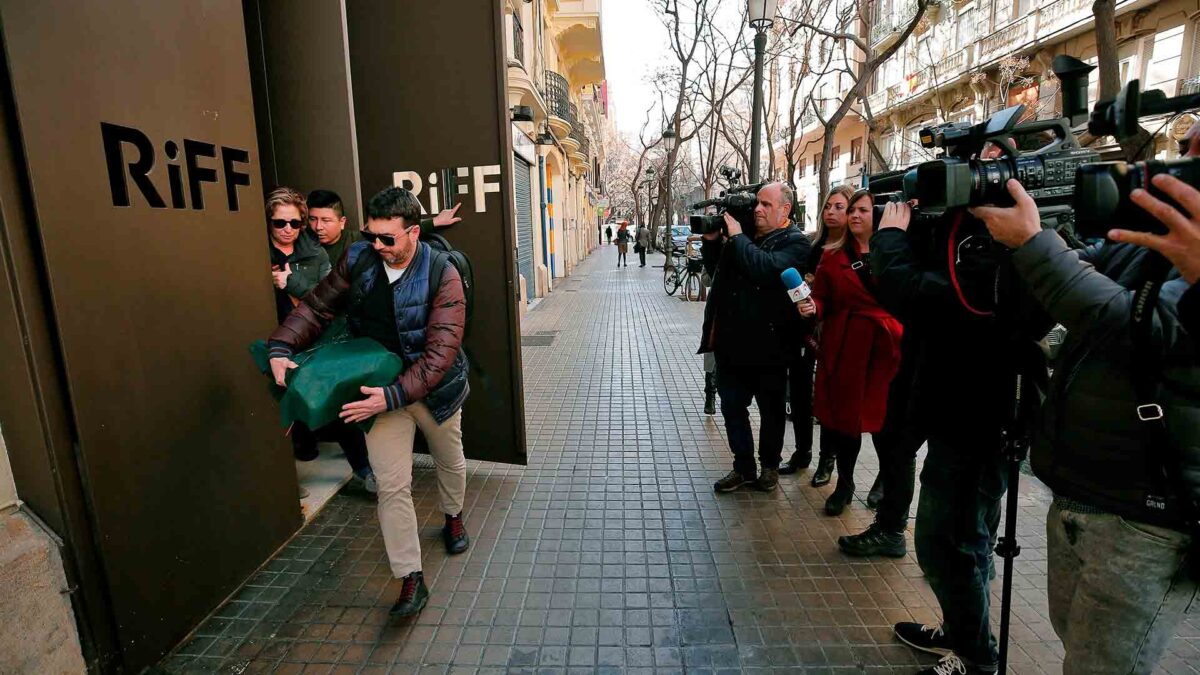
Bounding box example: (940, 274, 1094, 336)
(662, 127, 678, 270)
(747, 0, 777, 182)
(643, 166, 655, 236)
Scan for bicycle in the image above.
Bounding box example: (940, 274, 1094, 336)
(663, 246, 704, 301)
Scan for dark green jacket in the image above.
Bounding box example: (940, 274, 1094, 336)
(272, 232, 330, 322)
(320, 227, 360, 267)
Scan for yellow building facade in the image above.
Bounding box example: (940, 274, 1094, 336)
(505, 0, 608, 310)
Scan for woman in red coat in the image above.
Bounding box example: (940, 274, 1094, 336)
(798, 190, 904, 516)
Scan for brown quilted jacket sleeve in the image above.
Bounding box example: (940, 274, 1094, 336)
(267, 248, 354, 356)
(383, 265, 466, 408)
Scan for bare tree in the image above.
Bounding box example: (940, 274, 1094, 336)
(654, 0, 722, 267)
(1092, 0, 1154, 160)
(693, 8, 755, 198)
(789, 0, 929, 200)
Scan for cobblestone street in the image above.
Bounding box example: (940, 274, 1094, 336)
(159, 247, 1199, 674)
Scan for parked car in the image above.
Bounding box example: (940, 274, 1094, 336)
(656, 225, 691, 252)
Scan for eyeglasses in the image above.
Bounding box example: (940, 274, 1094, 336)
(361, 226, 415, 247)
(270, 218, 303, 230)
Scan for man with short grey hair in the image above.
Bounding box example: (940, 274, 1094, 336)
(699, 181, 812, 493)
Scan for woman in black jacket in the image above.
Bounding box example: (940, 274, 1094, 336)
(780, 185, 855, 487)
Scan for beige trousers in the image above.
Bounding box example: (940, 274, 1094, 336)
(364, 403, 466, 578)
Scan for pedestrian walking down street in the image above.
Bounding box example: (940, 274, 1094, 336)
(615, 221, 631, 267)
(637, 223, 651, 267)
(267, 187, 472, 619)
(797, 189, 903, 517)
(779, 186, 854, 481)
(701, 182, 810, 494)
(605, 224, 613, 244)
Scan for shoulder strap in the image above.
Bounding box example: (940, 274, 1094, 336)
(842, 242, 878, 297)
(1130, 251, 1199, 535)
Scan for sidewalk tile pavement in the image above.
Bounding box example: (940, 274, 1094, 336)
(157, 248, 1199, 674)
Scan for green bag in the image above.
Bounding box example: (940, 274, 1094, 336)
(250, 319, 403, 433)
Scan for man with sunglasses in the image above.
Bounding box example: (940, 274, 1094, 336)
(267, 186, 471, 619)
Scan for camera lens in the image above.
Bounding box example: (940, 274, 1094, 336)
(971, 159, 1016, 206)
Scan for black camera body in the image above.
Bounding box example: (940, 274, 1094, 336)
(1074, 158, 1200, 238)
(690, 183, 761, 236)
(1069, 77, 1200, 239)
(875, 101, 1101, 214)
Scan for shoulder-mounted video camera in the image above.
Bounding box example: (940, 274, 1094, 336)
(868, 55, 1200, 241)
(689, 182, 762, 236)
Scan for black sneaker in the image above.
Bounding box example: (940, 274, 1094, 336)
(778, 451, 812, 475)
(894, 622, 953, 656)
(866, 475, 884, 509)
(810, 456, 835, 487)
(704, 392, 716, 415)
(838, 523, 906, 558)
(443, 513, 470, 555)
(756, 468, 779, 492)
(713, 470, 753, 493)
(916, 653, 971, 675)
(824, 482, 854, 516)
(389, 571, 429, 618)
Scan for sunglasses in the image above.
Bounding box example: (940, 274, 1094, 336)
(270, 218, 304, 230)
(361, 226, 415, 247)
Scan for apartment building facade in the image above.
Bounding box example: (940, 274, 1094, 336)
(505, 0, 608, 307)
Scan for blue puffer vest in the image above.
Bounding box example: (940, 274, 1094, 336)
(344, 241, 469, 423)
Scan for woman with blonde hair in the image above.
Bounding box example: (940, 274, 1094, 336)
(780, 185, 855, 486)
(798, 189, 903, 515)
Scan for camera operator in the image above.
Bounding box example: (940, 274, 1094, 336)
(701, 181, 811, 493)
(869, 201, 1045, 675)
(970, 176, 1199, 675)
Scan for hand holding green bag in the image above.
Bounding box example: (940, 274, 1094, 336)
(250, 319, 403, 433)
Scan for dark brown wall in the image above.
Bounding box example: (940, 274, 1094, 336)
(244, 0, 363, 227)
(0, 0, 301, 669)
(346, 0, 527, 466)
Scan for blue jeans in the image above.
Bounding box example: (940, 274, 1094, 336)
(1048, 502, 1197, 674)
(914, 434, 1006, 668)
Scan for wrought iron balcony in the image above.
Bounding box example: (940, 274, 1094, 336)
(511, 15, 525, 66)
(544, 70, 570, 121)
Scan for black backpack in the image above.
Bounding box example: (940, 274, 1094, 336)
(423, 232, 475, 331)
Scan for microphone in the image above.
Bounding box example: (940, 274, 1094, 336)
(781, 267, 811, 304)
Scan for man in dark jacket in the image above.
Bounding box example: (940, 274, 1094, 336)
(267, 187, 471, 619)
(700, 181, 811, 493)
(869, 204, 1049, 675)
(972, 177, 1199, 675)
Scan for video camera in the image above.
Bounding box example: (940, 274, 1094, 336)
(689, 182, 763, 236)
(1073, 77, 1200, 238)
(868, 55, 1200, 241)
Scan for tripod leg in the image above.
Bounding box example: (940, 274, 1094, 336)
(995, 449, 1023, 673)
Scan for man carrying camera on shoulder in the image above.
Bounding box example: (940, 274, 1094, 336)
(869, 201, 1049, 675)
(971, 172, 1200, 675)
(699, 181, 811, 493)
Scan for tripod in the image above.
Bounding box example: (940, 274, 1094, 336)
(996, 369, 1034, 673)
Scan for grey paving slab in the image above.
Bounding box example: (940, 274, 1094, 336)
(156, 247, 1198, 674)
